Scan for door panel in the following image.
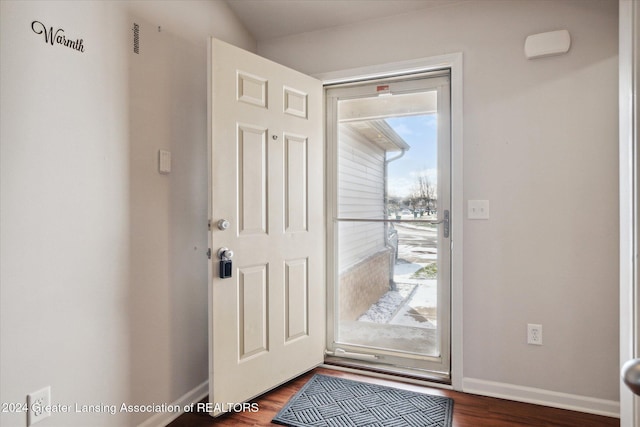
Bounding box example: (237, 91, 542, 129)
(208, 38, 324, 416)
(284, 134, 308, 232)
(285, 258, 309, 341)
(237, 124, 268, 235)
(238, 264, 268, 359)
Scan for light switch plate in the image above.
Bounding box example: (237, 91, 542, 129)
(159, 150, 171, 174)
(468, 200, 490, 219)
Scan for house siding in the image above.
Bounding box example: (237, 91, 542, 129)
(338, 125, 386, 271)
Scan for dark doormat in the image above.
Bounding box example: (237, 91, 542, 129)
(272, 374, 454, 427)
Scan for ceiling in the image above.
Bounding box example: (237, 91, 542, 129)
(224, 0, 465, 42)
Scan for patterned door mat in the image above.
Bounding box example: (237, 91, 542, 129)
(273, 374, 454, 427)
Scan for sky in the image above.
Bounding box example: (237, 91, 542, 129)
(385, 114, 438, 198)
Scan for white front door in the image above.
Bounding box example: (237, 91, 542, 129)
(208, 38, 324, 416)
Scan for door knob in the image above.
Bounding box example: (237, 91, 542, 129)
(622, 358, 640, 395)
(217, 247, 234, 260)
(217, 219, 230, 230)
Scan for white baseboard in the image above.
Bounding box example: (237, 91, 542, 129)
(137, 380, 209, 427)
(462, 377, 620, 418)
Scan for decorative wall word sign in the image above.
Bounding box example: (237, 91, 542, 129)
(31, 20, 85, 53)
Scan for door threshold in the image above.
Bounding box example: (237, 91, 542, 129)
(322, 357, 452, 390)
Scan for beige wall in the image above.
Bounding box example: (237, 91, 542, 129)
(259, 0, 620, 402)
(0, 1, 254, 426)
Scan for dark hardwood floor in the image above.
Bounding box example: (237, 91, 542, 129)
(167, 367, 619, 427)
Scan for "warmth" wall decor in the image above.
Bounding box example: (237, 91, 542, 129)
(31, 20, 85, 53)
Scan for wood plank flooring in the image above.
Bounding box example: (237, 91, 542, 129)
(167, 367, 619, 427)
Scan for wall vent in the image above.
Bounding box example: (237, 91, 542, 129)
(132, 23, 140, 54)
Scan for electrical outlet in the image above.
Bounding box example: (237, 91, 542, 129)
(27, 386, 51, 426)
(527, 324, 543, 345)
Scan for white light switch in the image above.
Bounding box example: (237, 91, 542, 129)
(159, 150, 171, 174)
(468, 200, 490, 219)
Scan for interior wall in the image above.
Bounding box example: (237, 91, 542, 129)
(258, 0, 620, 402)
(0, 1, 254, 426)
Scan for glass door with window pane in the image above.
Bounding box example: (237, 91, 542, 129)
(326, 72, 451, 379)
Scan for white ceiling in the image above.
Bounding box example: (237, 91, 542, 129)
(225, 0, 465, 42)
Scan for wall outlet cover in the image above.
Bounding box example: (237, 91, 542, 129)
(27, 386, 51, 426)
(527, 323, 543, 345)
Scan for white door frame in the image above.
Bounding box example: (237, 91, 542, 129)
(619, 1, 639, 425)
(315, 52, 464, 391)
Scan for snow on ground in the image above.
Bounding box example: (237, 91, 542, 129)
(390, 280, 437, 328)
(358, 278, 437, 329)
(357, 282, 414, 324)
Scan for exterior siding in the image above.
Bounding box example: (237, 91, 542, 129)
(337, 125, 386, 272)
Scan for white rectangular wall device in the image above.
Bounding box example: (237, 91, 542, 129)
(468, 200, 490, 219)
(524, 30, 571, 59)
(158, 150, 171, 174)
